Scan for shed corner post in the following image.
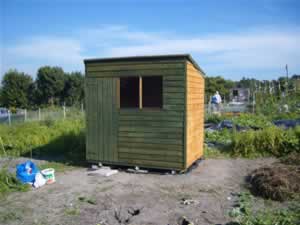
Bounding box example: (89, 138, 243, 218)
(183, 60, 188, 170)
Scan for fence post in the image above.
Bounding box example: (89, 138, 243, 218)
(8, 111, 11, 126)
(38, 108, 41, 121)
(63, 105, 66, 119)
(81, 103, 84, 114)
(24, 109, 27, 122)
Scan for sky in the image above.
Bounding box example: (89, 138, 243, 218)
(0, 0, 300, 81)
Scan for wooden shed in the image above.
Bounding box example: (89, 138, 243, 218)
(84, 54, 205, 171)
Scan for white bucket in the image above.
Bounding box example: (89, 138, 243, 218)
(41, 168, 55, 184)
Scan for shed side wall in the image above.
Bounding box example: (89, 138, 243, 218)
(185, 62, 205, 168)
(86, 60, 186, 170)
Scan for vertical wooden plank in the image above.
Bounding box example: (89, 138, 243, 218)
(139, 76, 143, 109)
(113, 78, 119, 162)
(107, 78, 113, 161)
(98, 79, 103, 161)
(103, 78, 108, 161)
(116, 78, 120, 109)
(183, 61, 187, 169)
(86, 80, 98, 161)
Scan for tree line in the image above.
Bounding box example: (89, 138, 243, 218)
(0, 66, 299, 110)
(0, 67, 84, 109)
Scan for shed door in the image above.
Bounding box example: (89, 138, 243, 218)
(86, 78, 118, 162)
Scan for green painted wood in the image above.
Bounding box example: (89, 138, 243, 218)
(87, 63, 185, 72)
(119, 147, 183, 156)
(118, 158, 182, 169)
(119, 115, 182, 122)
(87, 69, 184, 78)
(164, 93, 185, 99)
(118, 131, 182, 139)
(86, 78, 118, 163)
(119, 121, 183, 128)
(86, 59, 186, 68)
(97, 79, 103, 161)
(163, 75, 185, 81)
(119, 153, 183, 163)
(119, 126, 183, 133)
(183, 61, 187, 169)
(118, 110, 184, 118)
(85, 81, 98, 161)
(118, 137, 182, 145)
(118, 142, 182, 151)
(85, 58, 190, 170)
(163, 87, 185, 93)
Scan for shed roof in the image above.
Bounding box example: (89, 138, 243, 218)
(84, 54, 205, 75)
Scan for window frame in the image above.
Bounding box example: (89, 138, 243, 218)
(117, 76, 163, 110)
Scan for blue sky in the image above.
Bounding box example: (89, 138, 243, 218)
(0, 0, 300, 80)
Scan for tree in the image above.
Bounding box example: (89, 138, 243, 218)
(36, 66, 65, 105)
(0, 69, 33, 108)
(62, 72, 84, 106)
(205, 76, 235, 102)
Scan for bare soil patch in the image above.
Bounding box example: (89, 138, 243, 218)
(0, 158, 276, 225)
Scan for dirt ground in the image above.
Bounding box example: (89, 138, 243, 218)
(0, 158, 276, 225)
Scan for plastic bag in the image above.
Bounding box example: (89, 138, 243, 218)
(33, 172, 46, 188)
(16, 161, 39, 184)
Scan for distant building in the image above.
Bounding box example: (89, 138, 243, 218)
(229, 88, 250, 103)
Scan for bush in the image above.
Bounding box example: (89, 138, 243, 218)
(231, 113, 272, 129)
(231, 126, 300, 157)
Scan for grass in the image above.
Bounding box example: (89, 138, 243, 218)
(0, 118, 85, 165)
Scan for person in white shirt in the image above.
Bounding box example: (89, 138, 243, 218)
(211, 91, 222, 113)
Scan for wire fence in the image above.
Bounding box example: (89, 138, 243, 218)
(0, 106, 84, 126)
(205, 102, 253, 116)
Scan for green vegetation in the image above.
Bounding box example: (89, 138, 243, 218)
(0, 119, 85, 164)
(205, 112, 300, 158)
(229, 192, 300, 225)
(0, 169, 30, 198)
(231, 126, 299, 157)
(0, 67, 84, 109)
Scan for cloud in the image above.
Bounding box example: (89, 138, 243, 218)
(2, 25, 300, 80)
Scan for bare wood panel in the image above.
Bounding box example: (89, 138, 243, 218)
(185, 61, 205, 168)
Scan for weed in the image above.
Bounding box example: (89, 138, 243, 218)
(231, 126, 300, 157)
(228, 192, 300, 225)
(0, 211, 21, 223)
(0, 168, 30, 198)
(64, 207, 80, 216)
(0, 119, 86, 166)
(78, 196, 97, 205)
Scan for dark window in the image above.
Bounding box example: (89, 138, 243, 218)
(142, 76, 163, 108)
(120, 77, 139, 108)
(233, 90, 239, 97)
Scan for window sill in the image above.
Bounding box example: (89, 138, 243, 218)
(118, 108, 163, 112)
